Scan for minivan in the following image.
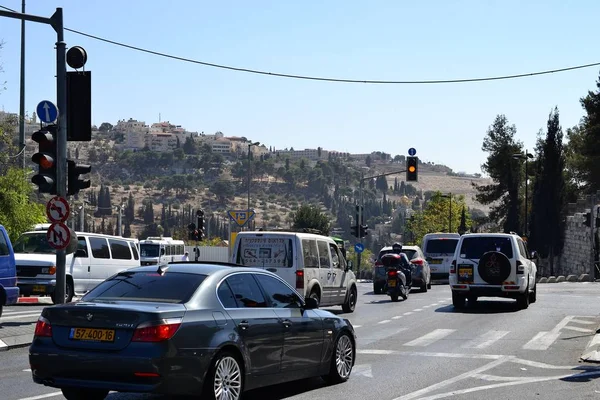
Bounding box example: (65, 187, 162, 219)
(422, 233, 461, 281)
(231, 231, 358, 312)
(0, 225, 19, 318)
(13, 230, 140, 303)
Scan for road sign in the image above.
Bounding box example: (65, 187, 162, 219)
(354, 243, 365, 253)
(228, 210, 256, 227)
(36, 100, 59, 123)
(408, 147, 417, 156)
(46, 196, 70, 223)
(46, 222, 71, 250)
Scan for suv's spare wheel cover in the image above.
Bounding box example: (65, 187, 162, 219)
(477, 251, 511, 285)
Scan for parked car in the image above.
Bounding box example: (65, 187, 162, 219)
(0, 224, 19, 318)
(449, 233, 537, 309)
(231, 231, 358, 312)
(29, 262, 357, 400)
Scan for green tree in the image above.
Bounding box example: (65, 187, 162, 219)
(529, 108, 567, 268)
(0, 168, 46, 240)
(474, 114, 523, 233)
(406, 192, 471, 242)
(98, 122, 113, 132)
(291, 204, 331, 235)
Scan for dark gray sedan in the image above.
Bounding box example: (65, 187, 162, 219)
(29, 262, 357, 400)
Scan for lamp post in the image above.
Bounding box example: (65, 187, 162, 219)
(247, 141, 260, 230)
(440, 193, 452, 232)
(513, 151, 534, 236)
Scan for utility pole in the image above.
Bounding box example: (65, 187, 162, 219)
(19, 0, 26, 169)
(0, 7, 68, 304)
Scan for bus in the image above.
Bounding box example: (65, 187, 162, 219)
(139, 237, 186, 266)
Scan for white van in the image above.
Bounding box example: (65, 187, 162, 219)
(231, 231, 358, 313)
(13, 230, 140, 303)
(422, 232, 461, 281)
(139, 237, 186, 266)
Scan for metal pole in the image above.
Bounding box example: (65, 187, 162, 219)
(54, 7, 67, 304)
(247, 144, 251, 231)
(525, 159, 529, 236)
(18, 0, 26, 169)
(358, 174, 364, 272)
(117, 206, 122, 236)
(79, 204, 84, 231)
(449, 193, 452, 232)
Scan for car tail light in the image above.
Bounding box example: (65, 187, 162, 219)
(132, 318, 182, 342)
(412, 258, 424, 266)
(296, 270, 304, 289)
(375, 261, 382, 267)
(34, 316, 52, 337)
(450, 260, 456, 274)
(387, 270, 397, 278)
(516, 260, 524, 274)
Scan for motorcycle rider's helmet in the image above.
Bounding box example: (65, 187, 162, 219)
(391, 242, 403, 254)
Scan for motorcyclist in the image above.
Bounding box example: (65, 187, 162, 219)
(391, 242, 413, 287)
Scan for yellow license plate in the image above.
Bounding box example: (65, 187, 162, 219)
(69, 327, 115, 342)
(32, 285, 46, 293)
(430, 259, 442, 264)
(388, 280, 396, 287)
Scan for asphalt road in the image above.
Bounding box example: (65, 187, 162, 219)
(2, 282, 600, 400)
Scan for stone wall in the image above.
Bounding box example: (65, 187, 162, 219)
(547, 190, 600, 278)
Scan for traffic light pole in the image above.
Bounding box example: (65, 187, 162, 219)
(0, 7, 68, 304)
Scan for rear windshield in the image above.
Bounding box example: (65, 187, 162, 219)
(82, 271, 207, 303)
(425, 239, 458, 255)
(459, 237, 514, 259)
(402, 250, 417, 260)
(377, 249, 394, 261)
(236, 237, 294, 268)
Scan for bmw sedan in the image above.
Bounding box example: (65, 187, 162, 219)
(29, 262, 357, 400)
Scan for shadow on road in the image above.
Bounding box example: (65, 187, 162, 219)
(244, 377, 332, 400)
(434, 299, 521, 314)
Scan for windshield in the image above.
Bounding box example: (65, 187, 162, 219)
(140, 244, 160, 258)
(402, 250, 417, 260)
(425, 239, 459, 255)
(12, 233, 56, 254)
(82, 271, 207, 303)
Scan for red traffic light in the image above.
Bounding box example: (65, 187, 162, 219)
(32, 153, 55, 170)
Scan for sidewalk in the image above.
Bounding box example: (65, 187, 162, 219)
(0, 312, 37, 351)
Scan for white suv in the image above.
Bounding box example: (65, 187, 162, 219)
(449, 233, 537, 309)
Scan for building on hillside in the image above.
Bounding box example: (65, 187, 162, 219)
(273, 148, 329, 161)
(210, 138, 232, 154)
(147, 132, 179, 152)
(114, 119, 150, 150)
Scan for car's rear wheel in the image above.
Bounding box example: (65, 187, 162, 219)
(342, 286, 357, 313)
(309, 289, 321, 306)
(517, 289, 530, 310)
(61, 388, 109, 400)
(452, 292, 466, 309)
(322, 332, 355, 384)
(205, 351, 244, 400)
(529, 284, 537, 303)
(52, 278, 74, 304)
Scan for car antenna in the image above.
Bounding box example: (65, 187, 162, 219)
(156, 263, 166, 275)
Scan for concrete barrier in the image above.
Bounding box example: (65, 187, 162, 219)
(556, 276, 566, 283)
(547, 276, 557, 283)
(538, 277, 548, 283)
(579, 274, 593, 282)
(566, 275, 578, 282)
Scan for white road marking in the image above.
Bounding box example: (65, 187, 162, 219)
(353, 325, 362, 328)
(570, 319, 596, 325)
(353, 363, 373, 378)
(378, 319, 391, 324)
(18, 393, 62, 400)
(562, 325, 594, 333)
(2, 310, 43, 316)
(522, 331, 561, 350)
(0, 339, 7, 350)
(413, 308, 423, 312)
(22, 368, 31, 372)
(589, 333, 600, 347)
(0, 312, 43, 321)
(357, 349, 503, 360)
(392, 316, 403, 320)
(462, 330, 510, 349)
(403, 312, 413, 316)
(404, 329, 456, 347)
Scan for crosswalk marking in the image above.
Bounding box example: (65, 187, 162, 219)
(523, 331, 561, 350)
(404, 329, 456, 347)
(563, 326, 594, 333)
(462, 330, 510, 349)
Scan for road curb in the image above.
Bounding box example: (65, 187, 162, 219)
(17, 297, 53, 304)
(0, 334, 33, 352)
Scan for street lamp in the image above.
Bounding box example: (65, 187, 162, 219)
(441, 193, 452, 232)
(247, 141, 260, 230)
(513, 151, 534, 236)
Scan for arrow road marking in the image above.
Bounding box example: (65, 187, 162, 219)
(43, 102, 51, 122)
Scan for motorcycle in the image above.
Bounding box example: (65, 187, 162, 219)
(381, 253, 412, 302)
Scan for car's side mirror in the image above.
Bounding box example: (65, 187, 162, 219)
(74, 249, 87, 258)
(530, 251, 538, 260)
(346, 260, 353, 271)
(304, 297, 319, 310)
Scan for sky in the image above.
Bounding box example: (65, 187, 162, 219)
(1, 0, 599, 175)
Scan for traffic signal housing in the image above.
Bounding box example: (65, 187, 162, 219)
(350, 225, 359, 237)
(359, 225, 369, 238)
(196, 209, 205, 240)
(406, 156, 418, 182)
(67, 160, 92, 196)
(31, 125, 58, 194)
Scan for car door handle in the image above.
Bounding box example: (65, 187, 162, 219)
(281, 319, 292, 328)
(327, 272, 332, 277)
(332, 273, 336, 278)
(87, 266, 90, 272)
(238, 321, 250, 330)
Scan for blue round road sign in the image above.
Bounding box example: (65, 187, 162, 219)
(36, 100, 59, 123)
(408, 147, 417, 156)
(354, 243, 365, 253)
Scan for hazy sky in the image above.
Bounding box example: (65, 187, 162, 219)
(1, 0, 599, 174)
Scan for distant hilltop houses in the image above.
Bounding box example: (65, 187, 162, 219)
(104, 117, 388, 162)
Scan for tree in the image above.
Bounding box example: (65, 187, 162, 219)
(125, 192, 135, 223)
(458, 206, 467, 235)
(211, 180, 234, 205)
(291, 204, 331, 235)
(0, 168, 46, 241)
(529, 108, 567, 270)
(564, 73, 600, 193)
(99, 122, 113, 132)
(406, 192, 471, 241)
(474, 114, 523, 233)
(365, 155, 372, 167)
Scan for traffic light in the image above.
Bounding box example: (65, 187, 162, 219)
(350, 225, 359, 237)
(196, 209, 205, 240)
(31, 125, 58, 194)
(355, 204, 363, 226)
(67, 160, 91, 196)
(406, 156, 418, 182)
(359, 225, 369, 238)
